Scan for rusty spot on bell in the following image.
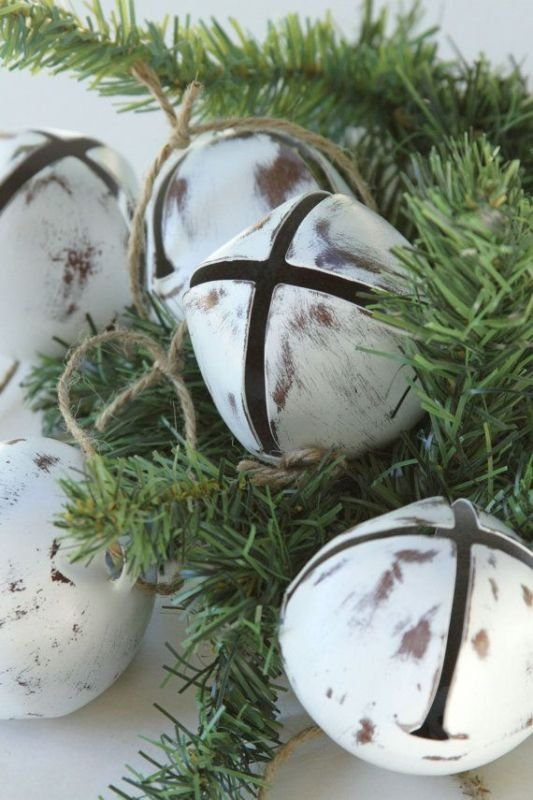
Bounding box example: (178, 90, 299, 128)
(8, 579, 25, 593)
(472, 629, 490, 659)
(34, 453, 59, 473)
(25, 174, 72, 205)
(272, 338, 296, 411)
(489, 577, 499, 601)
(167, 176, 189, 212)
(522, 585, 532, 607)
(309, 302, 338, 329)
(314, 217, 383, 274)
(254, 147, 310, 207)
(198, 287, 227, 311)
(395, 549, 438, 564)
(355, 718, 375, 745)
(249, 215, 270, 233)
(395, 606, 438, 661)
(228, 393, 237, 413)
(50, 569, 74, 587)
(6, 438, 26, 445)
(374, 569, 397, 604)
(314, 559, 347, 587)
(326, 687, 333, 699)
(49, 539, 60, 559)
(289, 309, 308, 333)
(57, 245, 97, 291)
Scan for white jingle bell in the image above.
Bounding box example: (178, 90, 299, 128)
(0, 437, 154, 719)
(0, 128, 137, 360)
(279, 497, 533, 775)
(184, 191, 422, 463)
(146, 128, 354, 318)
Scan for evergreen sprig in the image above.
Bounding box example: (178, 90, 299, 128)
(3, 0, 533, 210)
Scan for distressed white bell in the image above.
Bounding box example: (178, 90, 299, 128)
(184, 191, 422, 462)
(0, 128, 137, 360)
(146, 128, 354, 318)
(279, 497, 533, 775)
(0, 437, 154, 719)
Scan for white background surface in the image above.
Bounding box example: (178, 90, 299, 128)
(1, 1, 532, 798)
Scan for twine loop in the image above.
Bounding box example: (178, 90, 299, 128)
(238, 447, 347, 488)
(58, 325, 197, 459)
(57, 325, 196, 596)
(259, 726, 323, 799)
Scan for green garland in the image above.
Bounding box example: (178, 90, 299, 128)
(1, 1, 531, 798)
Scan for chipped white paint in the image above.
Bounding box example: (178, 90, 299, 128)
(184, 192, 422, 462)
(279, 497, 533, 775)
(146, 128, 354, 319)
(0, 129, 137, 360)
(0, 437, 154, 719)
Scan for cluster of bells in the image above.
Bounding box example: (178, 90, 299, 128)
(0, 126, 530, 778)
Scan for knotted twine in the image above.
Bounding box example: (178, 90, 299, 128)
(57, 326, 196, 596)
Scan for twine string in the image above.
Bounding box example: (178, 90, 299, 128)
(128, 64, 202, 317)
(57, 326, 197, 595)
(0, 360, 20, 395)
(58, 326, 197, 454)
(258, 726, 323, 799)
(237, 447, 346, 488)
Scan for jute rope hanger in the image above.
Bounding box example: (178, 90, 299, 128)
(57, 326, 196, 597)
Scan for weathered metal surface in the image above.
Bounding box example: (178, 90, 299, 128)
(0, 437, 154, 719)
(280, 497, 533, 775)
(185, 191, 421, 462)
(0, 129, 136, 360)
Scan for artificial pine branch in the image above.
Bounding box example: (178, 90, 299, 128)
(3, 1, 533, 204)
